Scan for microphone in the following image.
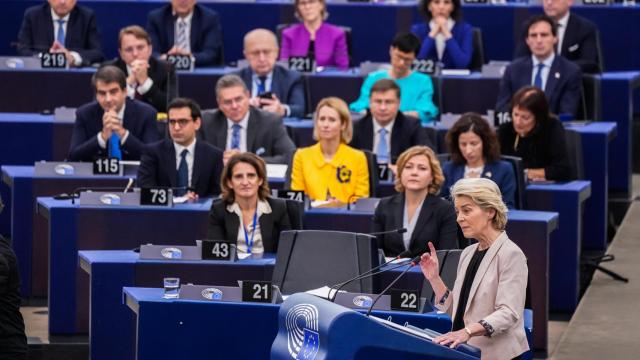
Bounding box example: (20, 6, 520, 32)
(123, 178, 134, 193)
(366, 254, 422, 317)
(368, 228, 407, 237)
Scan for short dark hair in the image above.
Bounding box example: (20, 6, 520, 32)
(418, 0, 462, 21)
(446, 112, 501, 165)
(510, 86, 551, 125)
(391, 32, 421, 55)
(370, 79, 401, 99)
(525, 14, 557, 38)
(92, 65, 126, 91)
(168, 97, 202, 120)
(220, 153, 271, 204)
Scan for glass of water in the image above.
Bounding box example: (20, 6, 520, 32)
(163, 277, 180, 299)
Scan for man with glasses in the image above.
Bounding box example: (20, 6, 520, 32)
(350, 32, 438, 124)
(138, 97, 223, 198)
(234, 29, 306, 118)
(200, 74, 296, 164)
(104, 25, 177, 112)
(69, 65, 159, 161)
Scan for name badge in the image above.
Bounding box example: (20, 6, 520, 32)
(288, 56, 315, 73)
(390, 289, 420, 312)
(140, 188, 172, 206)
(93, 157, 120, 175)
(412, 59, 437, 74)
(241, 280, 273, 303)
(166, 54, 193, 71)
(277, 190, 305, 202)
(201, 240, 234, 260)
(41, 52, 67, 68)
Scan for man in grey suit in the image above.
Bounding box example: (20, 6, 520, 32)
(200, 74, 296, 164)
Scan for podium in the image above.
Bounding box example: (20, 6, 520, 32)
(272, 293, 480, 359)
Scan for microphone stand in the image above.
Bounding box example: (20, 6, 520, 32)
(366, 256, 420, 317)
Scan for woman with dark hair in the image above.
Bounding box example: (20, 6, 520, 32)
(410, 0, 474, 69)
(279, 0, 349, 69)
(441, 113, 517, 208)
(207, 153, 292, 254)
(497, 86, 572, 182)
(373, 146, 458, 257)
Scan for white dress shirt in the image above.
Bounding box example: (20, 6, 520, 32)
(173, 11, 193, 52)
(173, 138, 196, 187)
(227, 199, 272, 254)
(50, 9, 82, 66)
(531, 53, 555, 91)
(372, 118, 395, 160)
(225, 112, 250, 152)
(96, 103, 130, 148)
(429, 18, 455, 61)
(556, 12, 570, 54)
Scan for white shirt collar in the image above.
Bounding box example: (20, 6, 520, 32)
(372, 117, 395, 134)
(50, 9, 70, 22)
(252, 71, 273, 83)
(226, 199, 273, 215)
(173, 138, 196, 157)
(116, 102, 126, 121)
(226, 110, 250, 130)
(557, 12, 570, 28)
(172, 10, 194, 24)
(532, 52, 555, 67)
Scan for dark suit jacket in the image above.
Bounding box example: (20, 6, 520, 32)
(137, 139, 223, 197)
(350, 112, 434, 163)
(207, 197, 292, 253)
(515, 13, 600, 73)
(497, 116, 572, 181)
(234, 65, 306, 118)
(103, 57, 177, 113)
(372, 193, 459, 257)
(146, 4, 223, 66)
(68, 98, 159, 161)
(17, 3, 104, 65)
(199, 107, 296, 164)
(411, 21, 474, 70)
(495, 55, 582, 117)
(440, 160, 517, 209)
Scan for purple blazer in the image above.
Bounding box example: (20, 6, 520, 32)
(280, 22, 349, 69)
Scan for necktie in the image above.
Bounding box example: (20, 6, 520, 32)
(56, 19, 66, 45)
(377, 128, 389, 164)
(108, 133, 122, 160)
(231, 124, 241, 150)
(176, 19, 188, 51)
(176, 149, 189, 196)
(533, 63, 545, 90)
(257, 76, 267, 94)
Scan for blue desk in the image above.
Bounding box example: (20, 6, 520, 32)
(526, 181, 591, 312)
(2, 165, 131, 297)
(123, 286, 452, 360)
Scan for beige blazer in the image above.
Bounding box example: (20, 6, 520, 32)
(436, 231, 529, 359)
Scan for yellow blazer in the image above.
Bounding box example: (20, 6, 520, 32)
(291, 142, 369, 203)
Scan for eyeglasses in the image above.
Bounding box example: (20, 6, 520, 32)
(168, 118, 193, 127)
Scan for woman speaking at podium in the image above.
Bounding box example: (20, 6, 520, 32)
(420, 178, 529, 359)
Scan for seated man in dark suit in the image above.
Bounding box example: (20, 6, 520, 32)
(496, 15, 582, 119)
(515, 0, 600, 73)
(199, 74, 296, 165)
(104, 25, 177, 113)
(351, 79, 434, 167)
(146, 0, 223, 67)
(234, 29, 305, 118)
(68, 65, 160, 161)
(16, 0, 104, 66)
(138, 97, 223, 199)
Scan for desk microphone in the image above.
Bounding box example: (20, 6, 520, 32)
(123, 178, 134, 193)
(365, 254, 422, 316)
(367, 228, 407, 237)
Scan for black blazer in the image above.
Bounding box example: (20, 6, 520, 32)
(17, 3, 104, 65)
(497, 115, 572, 181)
(372, 193, 459, 257)
(137, 139, 223, 197)
(199, 107, 296, 164)
(234, 65, 306, 118)
(146, 4, 223, 66)
(515, 13, 600, 73)
(103, 57, 177, 113)
(350, 112, 434, 163)
(68, 98, 159, 161)
(207, 197, 292, 253)
(495, 55, 582, 117)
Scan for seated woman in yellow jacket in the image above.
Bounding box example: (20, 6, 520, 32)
(291, 97, 369, 206)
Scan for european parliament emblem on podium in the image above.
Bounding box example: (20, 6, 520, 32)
(286, 303, 320, 360)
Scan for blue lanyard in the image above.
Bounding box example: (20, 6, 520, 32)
(243, 211, 258, 253)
